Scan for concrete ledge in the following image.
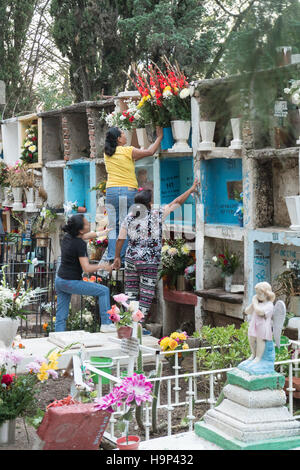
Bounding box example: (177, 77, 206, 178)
(163, 288, 198, 306)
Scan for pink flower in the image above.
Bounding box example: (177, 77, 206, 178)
(132, 310, 144, 322)
(109, 312, 121, 323)
(119, 373, 153, 406)
(113, 293, 129, 308)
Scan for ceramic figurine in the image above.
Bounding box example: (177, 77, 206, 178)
(238, 281, 286, 375)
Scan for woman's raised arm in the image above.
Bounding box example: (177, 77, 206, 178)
(132, 127, 163, 161)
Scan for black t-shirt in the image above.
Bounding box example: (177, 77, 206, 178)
(57, 234, 88, 280)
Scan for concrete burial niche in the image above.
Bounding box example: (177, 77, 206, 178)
(41, 115, 64, 163)
(64, 159, 96, 222)
(201, 157, 243, 225)
(160, 156, 195, 228)
(1, 118, 19, 166)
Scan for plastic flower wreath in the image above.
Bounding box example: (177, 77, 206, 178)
(94, 373, 153, 442)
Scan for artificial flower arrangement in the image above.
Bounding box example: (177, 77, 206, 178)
(0, 265, 47, 320)
(130, 57, 192, 127)
(94, 372, 153, 447)
(20, 123, 38, 164)
(89, 235, 108, 261)
(212, 248, 240, 277)
(284, 80, 300, 106)
(158, 331, 190, 356)
(159, 239, 194, 289)
(108, 294, 144, 338)
(0, 345, 61, 425)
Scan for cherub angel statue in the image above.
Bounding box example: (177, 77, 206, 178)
(238, 281, 286, 375)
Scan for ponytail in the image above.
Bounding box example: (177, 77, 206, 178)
(104, 127, 121, 156)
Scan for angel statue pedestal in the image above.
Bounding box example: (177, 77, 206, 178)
(195, 282, 300, 450)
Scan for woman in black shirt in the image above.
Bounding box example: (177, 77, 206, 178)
(55, 214, 113, 332)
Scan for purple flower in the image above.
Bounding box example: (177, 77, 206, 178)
(26, 361, 41, 373)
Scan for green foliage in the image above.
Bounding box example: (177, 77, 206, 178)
(0, 374, 38, 424)
(0, 0, 36, 118)
(35, 74, 74, 111)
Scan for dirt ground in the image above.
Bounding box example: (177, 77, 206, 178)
(1, 355, 213, 451)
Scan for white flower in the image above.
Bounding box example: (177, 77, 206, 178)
(162, 245, 170, 253)
(292, 92, 300, 105)
(168, 247, 178, 256)
(163, 89, 173, 98)
(284, 88, 291, 94)
(181, 243, 191, 254)
(212, 256, 218, 262)
(179, 88, 190, 99)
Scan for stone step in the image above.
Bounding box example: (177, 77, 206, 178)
(223, 384, 287, 409)
(227, 368, 285, 391)
(203, 406, 300, 443)
(194, 421, 300, 450)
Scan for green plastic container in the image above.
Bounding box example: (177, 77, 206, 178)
(275, 335, 289, 353)
(90, 356, 114, 385)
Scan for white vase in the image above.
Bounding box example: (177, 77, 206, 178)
(25, 188, 38, 213)
(199, 121, 216, 150)
(12, 187, 24, 211)
(285, 195, 300, 230)
(123, 129, 133, 146)
(3, 187, 13, 207)
(224, 275, 232, 293)
(169, 120, 192, 152)
(0, 317, 20, 348)
(136, 128, 150, 149)
(229, 118, 243, 149)
(297, 110, 300, 145)
(0, 419, 16, 445)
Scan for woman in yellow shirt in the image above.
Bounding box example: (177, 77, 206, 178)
(104, 126, 163, 263)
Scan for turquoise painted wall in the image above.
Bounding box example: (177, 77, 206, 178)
(201, 158, 243, 225)
(64, 159, 96, 222)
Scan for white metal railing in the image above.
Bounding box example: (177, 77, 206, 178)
(72, 339, 300, 443)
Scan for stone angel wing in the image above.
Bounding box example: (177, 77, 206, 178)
(273, 300, 286, 348)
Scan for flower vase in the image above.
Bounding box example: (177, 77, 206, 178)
(224, 275, 233, 293)
(12, 187, 24, 211)
(199, 121, 216, 150)
(90, 246, 105, 261)
(35, 232, 49, 248)
(176, 275, 186, 291)
(229, 118, 243, 149)
(116, 435, 140, 450)
(0, 317, 20, 349)
(124, 129, 133, 146)
(136, 128, 150, 149)
(285, 196, 300, 230)
(0, 419, 16, 445)
(169, 120, 192, 152)
(117, 326, 133, 339)
(25, 188, 38, 213)
(3, 188, 13, 207)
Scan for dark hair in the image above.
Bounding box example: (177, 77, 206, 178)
(105, 127, 121, 156)
(62, 214, 84, 237)
(133, 189, 152, 215)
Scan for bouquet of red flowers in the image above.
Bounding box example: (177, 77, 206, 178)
(212, 248, 240, 277)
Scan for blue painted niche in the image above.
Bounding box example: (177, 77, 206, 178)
(64, 159, 96, 222)
(201, 158, 243, 225)
(160, 156, 195, 227)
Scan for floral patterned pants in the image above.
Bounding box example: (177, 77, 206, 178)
(124, 258, 159, 319)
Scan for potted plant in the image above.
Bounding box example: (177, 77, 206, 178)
(108, 294, 144, 339)
(0, 344, 61, 445)
(158, 331, 190, 372)
(94, 372, 153, 450)
(31, 206, 57, 247)
(0, 265, 46, 349)
(20, 123, 38, 164)
(159, 239, 194, 290)
(88, 236, 108, 261)
(6, 161, 28, 211)
(212, 248, 240, 292)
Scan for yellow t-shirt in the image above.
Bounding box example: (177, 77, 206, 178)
(104, 146, 138, 189)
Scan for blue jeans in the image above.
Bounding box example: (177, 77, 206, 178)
(105, 186, 137, 261)
(55, 276, 112, 332)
